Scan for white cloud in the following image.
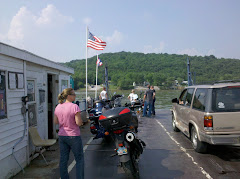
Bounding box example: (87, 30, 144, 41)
(83, 17, 92, 25)
(176, 48, 216, 57)
(177, 48, 203, 56)
(36, 4, 74, 26)
(1, 4, 74, 48)
(143, 41, 165, 54)
(206, 49, 216, 56)
(106, 30, 123, 46)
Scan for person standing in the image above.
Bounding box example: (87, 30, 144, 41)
(128, 89, 138, 105)
(99, 86, 108, 100)
(150, 86, 156, 115)
(54, 88, 84, 179)
(142, 85, 155, 117)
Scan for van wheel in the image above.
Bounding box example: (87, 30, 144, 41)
(191, 127, 207, 153)
(172, 114, 180, 132)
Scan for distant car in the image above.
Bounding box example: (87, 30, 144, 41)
(172, 80, 240, 153)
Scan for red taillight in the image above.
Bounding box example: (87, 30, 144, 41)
(90, 126, 96, 130)
(99, 115, 107, 120)
(227, 86, 240, 88)
(204, 115, 213, 128)
(113, 129, 124, 134)
(119, 108, 131, 115)
(118, 143, 123, 147)
(89, 113, 94, 117)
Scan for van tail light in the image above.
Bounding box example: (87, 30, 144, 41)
(99, 115, 107, 120)
(119, 108, 131, 115)
(204, 115, 213, 129)
(113, 129, 124, 134)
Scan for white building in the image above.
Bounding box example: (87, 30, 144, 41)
(0, 42, 74, 178)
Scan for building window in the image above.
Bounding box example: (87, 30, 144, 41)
(0, 71, 7, 119)
(61, 80, 68, 92)
(27, 80, 35, 102)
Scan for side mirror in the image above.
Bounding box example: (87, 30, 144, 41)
(172, 98, 178, 103)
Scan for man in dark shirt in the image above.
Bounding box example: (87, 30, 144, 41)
(142, 85, 155, 117)
(151, 86, 156, 115)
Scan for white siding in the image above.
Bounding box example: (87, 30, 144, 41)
(0, 42, 74, 74)
(0, 42, 74, 179)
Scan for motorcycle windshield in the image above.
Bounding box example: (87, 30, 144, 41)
(95, 102, 104, 112)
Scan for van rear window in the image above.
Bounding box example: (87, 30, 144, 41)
(212, 87, 240, 112)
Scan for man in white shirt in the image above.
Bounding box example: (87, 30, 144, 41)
(128, 90, 138, 105)
(99, 87, 108, 100)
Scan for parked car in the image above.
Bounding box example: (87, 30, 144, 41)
(172, 80, 240, 153)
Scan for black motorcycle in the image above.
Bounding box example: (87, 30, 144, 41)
(89, 94, 123, 140)
(99, 107, 145, 179)
(89, 99, 111, 139)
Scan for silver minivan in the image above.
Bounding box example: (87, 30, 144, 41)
(172, 81, 240, 153)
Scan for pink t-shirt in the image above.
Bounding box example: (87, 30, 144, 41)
(54, 102, 81, 136)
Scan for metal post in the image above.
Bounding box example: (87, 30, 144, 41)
(187, 57, 193, 86)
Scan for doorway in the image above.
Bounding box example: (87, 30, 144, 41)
(47, 74, 53, 139)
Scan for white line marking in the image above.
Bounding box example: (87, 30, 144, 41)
(67, 137, 94, 173)
(156, 120, 213, 179)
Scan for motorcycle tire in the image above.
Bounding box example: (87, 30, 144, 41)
(122, 153, 140, 179)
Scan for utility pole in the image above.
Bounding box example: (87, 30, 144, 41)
(105, 62, 109, 99)
(187, 57, 193, 86)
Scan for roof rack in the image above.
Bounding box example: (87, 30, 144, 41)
(212, 79, 240, 85)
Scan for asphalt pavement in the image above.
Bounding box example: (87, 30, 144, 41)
(13, 109, 240, 179)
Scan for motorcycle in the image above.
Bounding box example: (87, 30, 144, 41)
(89, 94, 123, 140)
(99, 107, 146, 179)
(125, 99, 144, 117)
(89, 99, 111, 139)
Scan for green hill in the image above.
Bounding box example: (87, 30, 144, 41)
(63, 52, 240, 90)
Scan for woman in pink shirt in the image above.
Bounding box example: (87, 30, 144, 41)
(54, 88, 84, 179)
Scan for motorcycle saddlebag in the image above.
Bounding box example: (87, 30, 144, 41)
(99, 107, 132, 130)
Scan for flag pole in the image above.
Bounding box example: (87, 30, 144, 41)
(85, 26, 88, 110)
(95, 54, 98, 99)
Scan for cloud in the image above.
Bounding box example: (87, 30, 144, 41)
(83, 17, 92, 25)
(106, 30, 123, 46)
(176, 48, 216, 57)
(36, 4, 74, 26)
(176, 48, 203, 56)
(1, 4, 74, 47)
(206, 49, 216, 56)
(143, 41, 165, 54)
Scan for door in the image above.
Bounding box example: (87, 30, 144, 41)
(176, 88, 194, 134)
(47, 74, 54, 139)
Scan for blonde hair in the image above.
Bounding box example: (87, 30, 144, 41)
(58, 88, 74, 104)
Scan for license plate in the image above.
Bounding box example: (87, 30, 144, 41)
(117, 146, 128, 155)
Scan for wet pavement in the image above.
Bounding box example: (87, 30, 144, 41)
(13, 109, 240, 179)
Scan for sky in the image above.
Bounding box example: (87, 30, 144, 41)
(0, 0, 240, 63)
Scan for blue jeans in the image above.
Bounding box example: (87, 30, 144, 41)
(59, 136, 84, 179)
(143, 101, 153, 117)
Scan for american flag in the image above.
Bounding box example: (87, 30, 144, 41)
(87, 31, 106, 50)
(96, 58, 103, 66)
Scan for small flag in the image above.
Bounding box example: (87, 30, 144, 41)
(96, 58, 103, 66)
(87, 31, 106, 50)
